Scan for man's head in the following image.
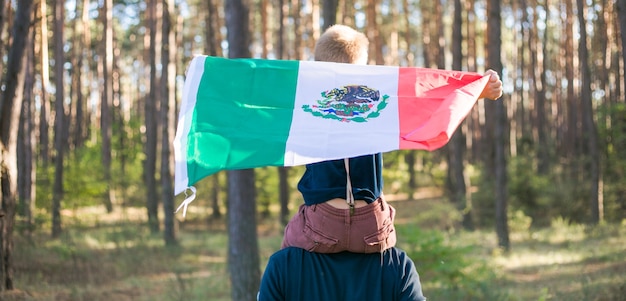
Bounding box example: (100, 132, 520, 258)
(314, 25, 369, 65)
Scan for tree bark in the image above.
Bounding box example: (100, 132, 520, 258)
(618, 0, 626, 86)
(100, 0, 114, 213)
(576, 0, 601, 224)
(402, 0, 413, 66)
(292, 0, 303, 60)
(162, 0, 178, 246)
(0, 0, 34, 290)
(564, 0, 577, 159)
(487, 0, 509, 251)
(449, 0, 473, 230)
(51, 0, 66, 238)
(146, 0, 160, 233)
(38, 0, 50, 168)
(211, 174, 222, 219)
(528, 0, 549, 174)
(204, 0, 223, 57)
(278, 167, 289, 225)
(366, 0, 383, 65)
(322, 0, 337, 29)
(225, 0, 261, 299)
(17, 22, 36, 237)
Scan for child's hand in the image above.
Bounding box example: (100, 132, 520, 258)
(480, 69, 503, 100)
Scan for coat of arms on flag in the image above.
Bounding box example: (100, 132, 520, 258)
(302, 85, 390, 122)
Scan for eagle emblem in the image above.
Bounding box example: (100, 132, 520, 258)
(302, 85, 389, 122)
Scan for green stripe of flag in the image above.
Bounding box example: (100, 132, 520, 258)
(187, 57, 300, 185)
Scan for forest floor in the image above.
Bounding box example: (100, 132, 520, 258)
(2, 188, 625, 301)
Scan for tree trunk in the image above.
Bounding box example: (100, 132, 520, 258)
(0, 0, 6, 77)
(405, 152, 416, 191)
(421, 1, 432, 68)
(618, 0, 626, 85)
(322, 0, 337, 29)
(225, 0, 260, 299)
(449, 0, 473, 230)
(204, 0, 223, 57)
(211, 174, 222, 219)
(278, 167, 289, 225)
(51, 0, 66, 239)
(260, 0, 269, 58)
(487, 0, 509, 251)
(278, 0, 287, 59)
(366, 0, 383, 65)
(291, 0, 303, 60)
(18, 24, 36, 237)
(340, 0, 355, 27)
(434, 0, 445, 69)
(146, 0, 160, 233)
(100, 0, 114, 213)
(161, 0, 178, 246)
(565, 0, 577, 159)
(38, 0, 50, 168)
(576, 0, 601, 224)
(70, 0, 87, 150)
(0, 0, 34, 290)
(402, 0, 413, 66)
(529, 0, 549, 175)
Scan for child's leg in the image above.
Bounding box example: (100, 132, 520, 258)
(281, 198, 397, 253)
(281, 204, 340, 252)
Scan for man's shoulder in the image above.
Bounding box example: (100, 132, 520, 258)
(271, 246, 411, 264)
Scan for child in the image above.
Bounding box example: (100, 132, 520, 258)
(281, 24, 503, 254)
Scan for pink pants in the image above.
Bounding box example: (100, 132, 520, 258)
(281, 197, 397, 253)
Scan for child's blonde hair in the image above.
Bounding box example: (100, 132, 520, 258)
(314, 25, 369, 64)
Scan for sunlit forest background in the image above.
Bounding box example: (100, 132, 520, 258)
(0, 0, 625, 300)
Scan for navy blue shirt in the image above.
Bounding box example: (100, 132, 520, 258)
(298, 153, 383, 205)
(258, 247, 426, 301)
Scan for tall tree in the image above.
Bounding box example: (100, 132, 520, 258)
(322, 0, 337, 29)
(51, 0, 66, 238)
(487, 0, 509, 251)
(38, 0, 51, 167)
(276, 0, 291, 225)
(448, 0, 473, 230)
(618, 0, 626, 83)
(71, 0, 89, 150)
(529, 0, 549, 174)
(101, 0, 114, 213)
(204, 0, 223, 219)
(576, 0, 601, 224)
(146, 0, 161, 233)
(0, 0, 34, 290)
(204, 0, 223, 57)
(366, 0, 383, 64)
(225, 0, 261, 300)
(292, 0, 303, 59)
(161, 0, 177, 246)
(564, 0, 578, 159)
(278, 167, 289, 225)
(402, 0, 414, 66)
(18, 23, 36, 237)
(420, 1, 433, 68)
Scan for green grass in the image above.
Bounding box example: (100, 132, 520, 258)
(4, 198, 625, 301)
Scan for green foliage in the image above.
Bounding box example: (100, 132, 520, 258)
(597, 103, 626, 222)
(397, 225, 511, 300)
(471, 153, 592, 228)
(64, 146, 109, 208)
(382, 150, 445, 195)
(256, 167, 280, 217)
(507, 155, 581, 226)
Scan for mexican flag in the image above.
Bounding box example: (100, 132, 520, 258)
(174, 55, 489, 195)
